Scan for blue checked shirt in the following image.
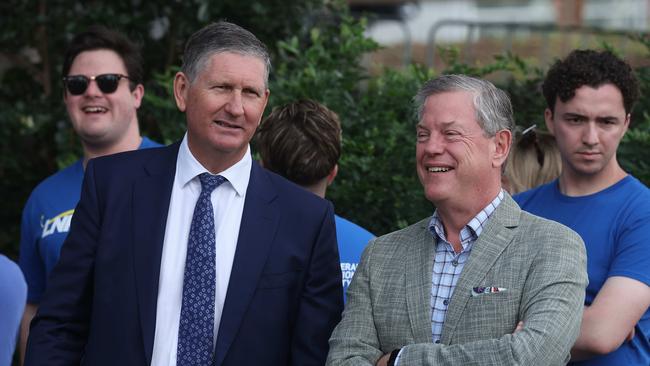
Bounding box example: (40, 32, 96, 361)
(428, 190, 504, 344)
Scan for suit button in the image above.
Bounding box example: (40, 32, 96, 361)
(435, 340, 441, 344)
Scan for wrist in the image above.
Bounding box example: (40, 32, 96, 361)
(387, 348, 401, 366)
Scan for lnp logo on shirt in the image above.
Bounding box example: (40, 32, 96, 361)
(41, 209, 74, 238)
(340, 262, 358, 288)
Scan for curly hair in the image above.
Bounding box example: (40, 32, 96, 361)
(542, 49, 639, 114)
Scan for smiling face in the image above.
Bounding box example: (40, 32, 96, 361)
(545, 84, 629, 185)
(64, 49, 143, 149)
(174, 51, 269, 173)
(416, 90, 509, 210)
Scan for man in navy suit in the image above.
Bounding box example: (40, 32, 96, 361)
(25, 21, 343, 366)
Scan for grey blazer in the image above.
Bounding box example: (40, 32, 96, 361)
(327, 194, 587, 366)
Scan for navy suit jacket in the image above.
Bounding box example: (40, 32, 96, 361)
(25, 142, 343, 366)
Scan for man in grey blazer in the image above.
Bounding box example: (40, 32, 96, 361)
(327, 74, 588, 366)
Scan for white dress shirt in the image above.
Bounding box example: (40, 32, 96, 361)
(151, 134, 251, 366)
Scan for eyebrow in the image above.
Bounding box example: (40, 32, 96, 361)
(562, 112, 620, 122)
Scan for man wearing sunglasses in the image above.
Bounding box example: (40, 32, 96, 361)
(18, 26, 160, 362)
(24, 21, 342, 366)
(515, 50, 650, 365)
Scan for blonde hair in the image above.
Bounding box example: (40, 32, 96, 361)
(505, 129, 562, 194)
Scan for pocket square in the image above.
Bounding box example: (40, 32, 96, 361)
(471, 286, 507, 296)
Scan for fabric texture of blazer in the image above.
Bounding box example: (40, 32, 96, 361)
(327, 194, 587, 366)
(25, 142, 343, 366)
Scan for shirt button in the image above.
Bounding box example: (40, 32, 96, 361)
(443, 299, 449, 306)
(435, 340, 441, 344)
(452, 260, 459, 266)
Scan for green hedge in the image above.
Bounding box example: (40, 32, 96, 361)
(1, 2, 649, 260)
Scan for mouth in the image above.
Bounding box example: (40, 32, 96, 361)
(82, 106, 108, 114)
(214, 120, 242, 129)
(427, 166, 452, 173)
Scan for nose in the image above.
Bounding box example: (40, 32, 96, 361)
(84, 79, 102, 97)
(224, 90, 244, 117)
(422, 133, 445, 155)
(582, 122, 599, 147)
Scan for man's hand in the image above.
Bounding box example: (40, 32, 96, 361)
(513, 321, 524, 334)
(376, 352, 391, 366)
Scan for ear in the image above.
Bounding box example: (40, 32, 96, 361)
(258, 89, 271, 126)
(173, 72, 190, 112)
(131, 84, 145, 109)
(492, 129, 512, 169)
(326, 164, 338, 186)
(622, 113, 631, 137)
(544, 108, 555, 136)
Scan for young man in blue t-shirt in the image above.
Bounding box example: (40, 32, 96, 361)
(255, 100, 374, 301)
(515, 49, 650, 365)
(18, 26, 161, 361)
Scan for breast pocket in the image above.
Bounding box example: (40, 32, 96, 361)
(257, 270, 301, 289)
(459, 289, 521, 341)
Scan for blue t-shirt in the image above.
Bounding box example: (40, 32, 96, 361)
(19, 137, 162, 303)
(0, 254, 26, 366)
(335, 215, 374, 302)
(515, 176, 650, 366)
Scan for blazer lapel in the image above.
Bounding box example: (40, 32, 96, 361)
(440, 194, 520, 343)
(132, 143, 179, 364)
(214, 161, 279, 366)
(405, 219, 437, 343)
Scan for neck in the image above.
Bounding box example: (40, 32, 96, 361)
(559, 159, 627, 196)
(303, 179, 328, 198)
(435, 186, 501, 253)
(82, 122, 142, 168)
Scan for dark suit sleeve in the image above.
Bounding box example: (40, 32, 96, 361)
(25, 160, 102, 365)
(291, 202, 344, 365)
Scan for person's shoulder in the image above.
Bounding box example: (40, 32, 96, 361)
(335, 215, 375, 239)
(140, 136, 164, 149)
(257, 164, 329, 207)
(513, 180, 556, 207)
(518, 209, 584, 249)
(90, 142, 173, 171)
(0, 255, 26, 288)
(25, 160, 84, 204)
(373, 217, 430, 249)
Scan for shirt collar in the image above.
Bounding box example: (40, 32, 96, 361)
(429, 189, 505, 244)
(176, 132, 251, 196)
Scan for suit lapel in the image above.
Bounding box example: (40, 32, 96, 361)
(405, 219, 437, 343)
(214, 162, 279, 366)
(440, 195, 520, 344)
(132, 143, 179, 364)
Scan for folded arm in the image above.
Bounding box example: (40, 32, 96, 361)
(328, 226, 588, 366)
(571, 276, 650, 360)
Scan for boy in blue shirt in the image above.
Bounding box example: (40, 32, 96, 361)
(18, 26, 161, 361)
(256, 100, 374, 301)
(515, 49, 650, 365)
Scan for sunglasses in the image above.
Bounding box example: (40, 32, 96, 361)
(518, 124, 545, 166)
(62, 74, 131, 95)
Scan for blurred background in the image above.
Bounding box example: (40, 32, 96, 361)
(1, 0, 649, 260)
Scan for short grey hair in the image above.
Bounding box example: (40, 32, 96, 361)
(180, 21, 271, 87)
(414, 74, 514, 136)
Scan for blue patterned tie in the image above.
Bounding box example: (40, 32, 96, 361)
(177, 173, 226, 366)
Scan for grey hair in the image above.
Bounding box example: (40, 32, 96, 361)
(413, 74, 514, 136)
(180, 21, 271, 87)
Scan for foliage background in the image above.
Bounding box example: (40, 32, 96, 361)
(1, 1, 649, 262)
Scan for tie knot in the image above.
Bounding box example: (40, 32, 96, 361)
(198, 173, 226, 194)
